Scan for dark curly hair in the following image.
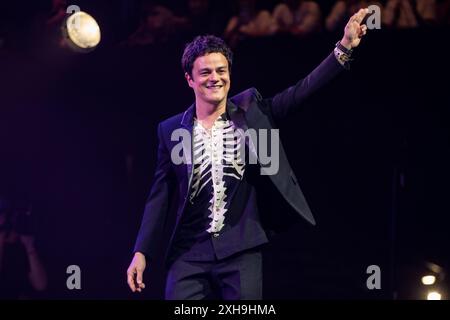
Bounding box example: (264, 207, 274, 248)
(181, 35, 233, 78)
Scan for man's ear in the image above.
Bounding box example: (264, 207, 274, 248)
(185, 72, 194, 88)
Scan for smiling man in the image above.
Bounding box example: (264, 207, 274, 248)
(127, 8, 370, 300)
(184, 44, 232, 130)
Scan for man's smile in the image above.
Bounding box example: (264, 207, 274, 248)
(206, 85, 223, 89)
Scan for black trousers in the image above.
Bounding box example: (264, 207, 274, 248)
(165, 249, 262, 300)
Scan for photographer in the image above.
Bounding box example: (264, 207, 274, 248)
(0, 194, 47, 299)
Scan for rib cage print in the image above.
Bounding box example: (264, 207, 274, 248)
(189, 116, 245, 233)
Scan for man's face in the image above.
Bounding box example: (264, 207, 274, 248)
(186, 52, 230, 107)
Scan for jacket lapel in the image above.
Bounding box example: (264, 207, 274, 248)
(230, 90, 316, 226)
(180, 104, 195, 189)
(227, 100, 258, 162)
(179, 93, 315, 226)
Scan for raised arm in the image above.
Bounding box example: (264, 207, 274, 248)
(270, 8, 369, 119)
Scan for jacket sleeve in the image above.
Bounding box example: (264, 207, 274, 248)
(133, 122, 174, 260)
(269, 51, 345, 119)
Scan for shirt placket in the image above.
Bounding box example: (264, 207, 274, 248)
(210, 120, 225, 235)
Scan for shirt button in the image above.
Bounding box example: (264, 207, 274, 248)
(213, 233, 219, 238)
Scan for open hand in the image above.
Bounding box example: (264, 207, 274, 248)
(341, 8, 369, 49)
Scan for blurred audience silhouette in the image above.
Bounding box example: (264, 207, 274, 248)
(0, 193, 47, 299)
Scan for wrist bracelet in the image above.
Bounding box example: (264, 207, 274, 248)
(334, 47, 353, 69)
(336, 41, 353, 56)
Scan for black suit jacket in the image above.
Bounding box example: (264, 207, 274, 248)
(134, 52, 345, 263)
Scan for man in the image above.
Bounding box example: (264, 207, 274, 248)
(127, 8, 370, 299)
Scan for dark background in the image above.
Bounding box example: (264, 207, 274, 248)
(0, 0, 449, 299)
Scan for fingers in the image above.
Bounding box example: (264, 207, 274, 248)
(136, 270, 145, 292)
(127, 267, 146, 293)
(127, 269, 137, 292)
(137, 282, 146, 292)
(359, 24, 368, 37)
(352, 8, 369, 25)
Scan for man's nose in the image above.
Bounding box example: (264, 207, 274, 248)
(209, 71, 219, 82)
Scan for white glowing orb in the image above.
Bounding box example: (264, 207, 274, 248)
(427, 291, 442, 300)
(66, 11, 101, 49)
(421, 275, 436, 286)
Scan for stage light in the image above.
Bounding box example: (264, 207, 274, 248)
(427, 291, 442, 300)
(63, 11, 101, 52)
(421, 275, 436, 285)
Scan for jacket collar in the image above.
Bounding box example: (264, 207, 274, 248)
(180, 103, 195, 128)
(180, 99, 245, 130)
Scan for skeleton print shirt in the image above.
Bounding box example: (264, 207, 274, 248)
(186, 112, 245, 235)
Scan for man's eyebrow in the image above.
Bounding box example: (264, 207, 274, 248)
(198, 66, 227, 72)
